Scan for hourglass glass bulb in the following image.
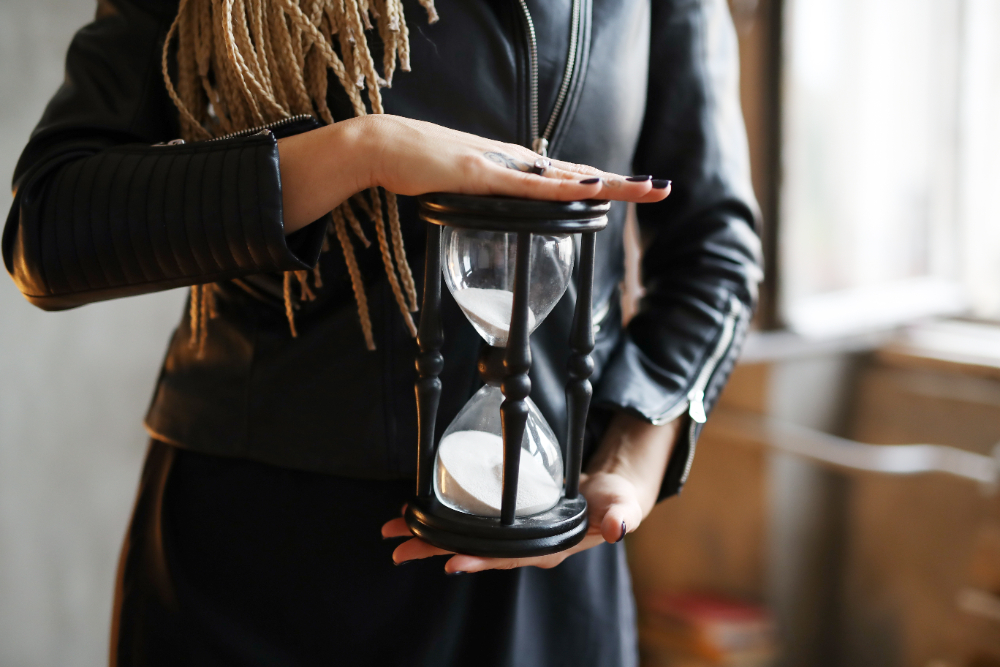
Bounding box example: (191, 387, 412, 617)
(443, 228, 574, 347)
(434, 385, 564, 517)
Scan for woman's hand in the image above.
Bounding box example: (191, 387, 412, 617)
(278, 115, 671, 234)
(381, 412, 680, 573)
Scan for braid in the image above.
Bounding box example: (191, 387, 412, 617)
(368, 187, 417, 337)
(332, 208, 375, 350)
(163, 0, 437, 349)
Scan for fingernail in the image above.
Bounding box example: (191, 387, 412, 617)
(651, 179, 671, 190)
(616, 520, 627, 543)
(401, 503, 408, 515)
(446, 570, 466, 576)
(579, 177, 600, 185)
(394, 559, 412, 566)
(626, 175, 652, 182)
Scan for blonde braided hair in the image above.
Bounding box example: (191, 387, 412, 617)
(162, 0, 436, 352)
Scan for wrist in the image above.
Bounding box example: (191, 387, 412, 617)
(277, 118, 375, 233)
(334, 116, 378, 192)
(586, 412, 681, 517)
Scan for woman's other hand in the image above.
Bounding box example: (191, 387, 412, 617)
(278, 115, 671, 234)
(380, 412, 680, 573)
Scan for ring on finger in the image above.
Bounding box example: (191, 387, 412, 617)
(529, 157, 551, 176)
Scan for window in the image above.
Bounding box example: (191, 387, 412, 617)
(779, 0, 1000, 336)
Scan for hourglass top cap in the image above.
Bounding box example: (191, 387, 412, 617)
(418, 193, 610, 233)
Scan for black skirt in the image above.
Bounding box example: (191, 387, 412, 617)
(111, 441, 639, 667)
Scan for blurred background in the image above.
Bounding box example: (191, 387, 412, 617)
(0, 2, 188, 665)
(1, 0, 999, 665)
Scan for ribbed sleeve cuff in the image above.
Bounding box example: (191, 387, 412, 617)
(5, 131, 324, 310)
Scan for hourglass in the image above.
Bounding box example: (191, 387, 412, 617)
(405, 193, 609, 557)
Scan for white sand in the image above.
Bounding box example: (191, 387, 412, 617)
(452, 288, 536, 347)
(436, 430, 561, 517)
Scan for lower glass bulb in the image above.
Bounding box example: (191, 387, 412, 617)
(433, 385, 564, 517)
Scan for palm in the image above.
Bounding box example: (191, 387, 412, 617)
(380, 470, 644, 574)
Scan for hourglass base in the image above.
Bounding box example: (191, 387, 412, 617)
(404, 495, 589, 558)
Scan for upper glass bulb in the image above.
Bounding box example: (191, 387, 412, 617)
(442, 228, 574, 347)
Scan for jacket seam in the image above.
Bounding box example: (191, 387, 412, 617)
(120, 153, 152, 282)
(247, 144, 268, 272)
(17, 265, 305, 303)
(106, 156, 137, 285)
(142, 153, 174, 279)
(66, 160, 96, 292)
(53, 160, 84, 292)
(202, 149, 236, 272)
(239, 145, 260, 270)
(92, 153, 126, 289)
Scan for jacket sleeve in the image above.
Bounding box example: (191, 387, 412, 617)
(592, 0, 764, 500)
(2, 0, 324, 311)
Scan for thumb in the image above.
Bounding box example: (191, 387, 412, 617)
(599, 497, 644, 544)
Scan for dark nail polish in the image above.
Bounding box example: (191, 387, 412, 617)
(446, 570, 467, 576)
(394, 559, 412, 566)
(579, 177, 600, 185)
(616, 520, 627, 543)
(626, 175, 652, 182)
(651, 179, 671, 190)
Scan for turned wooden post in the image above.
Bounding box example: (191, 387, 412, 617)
(500, 232, 533, 525)
(564, 231, 597, 499)
(415, 224, 444, 497)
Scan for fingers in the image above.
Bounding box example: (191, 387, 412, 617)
(548, 158, 602, 177)
(386, 528, 608, 574)
(574, 174, 671, 203)
(443, 531, 606, 574)
(630, 179, 672, 203)
(599, 497, 644, 544)
(484, 160, 669, 205)
(486, 166, 662, 205)
(545, 158, 671, 202)
(381, 517, 412, 539)
(392, 537, 453, 564)
(485, 168, 605, 201)
(368, 116, 669, 205)
(384, 503, 639, 572)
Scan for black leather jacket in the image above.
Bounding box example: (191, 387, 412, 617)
(4, 0, 762, 500)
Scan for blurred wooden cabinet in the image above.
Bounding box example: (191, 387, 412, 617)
(841, 323, 1000, 667)
(627, 322, 1000, 667)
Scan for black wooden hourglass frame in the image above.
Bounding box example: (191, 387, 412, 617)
(404, 193, 610, 558)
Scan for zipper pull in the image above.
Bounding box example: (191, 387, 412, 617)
(688, 389, 707, 424)
(532, 137, 549, 157)
(153, 138, 186, 147)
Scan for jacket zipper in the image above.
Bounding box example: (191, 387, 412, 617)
(649, 295, 743, 426)
(516, 0, 583, 157)
(209, 114, 315, 142)
(674, 296, 743, 485)
(687, 296, 743, 424)
(156, 114, 315, 146)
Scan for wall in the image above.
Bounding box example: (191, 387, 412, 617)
(0, 2, 187, 665)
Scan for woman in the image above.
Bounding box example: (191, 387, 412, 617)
(4, 0, 761, 664)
